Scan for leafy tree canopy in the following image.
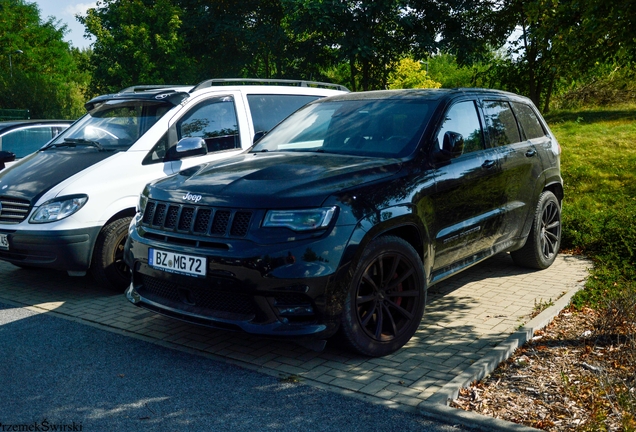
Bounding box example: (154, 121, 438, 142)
(0, 0, 88, 118)
(387, 58, 441, 89)
(80, 0, 192, 94)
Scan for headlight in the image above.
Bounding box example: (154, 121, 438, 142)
(263, 207, 337, 231)
(138, 192, 148, 214)
(29, 195, 88, 223)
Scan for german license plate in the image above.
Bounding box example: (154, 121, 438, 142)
(148, 248, 206, 277)
(0, 234, 8, 251)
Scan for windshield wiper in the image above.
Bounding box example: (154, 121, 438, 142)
(282, 148, 327, 153)
(43, 138, 105, 151)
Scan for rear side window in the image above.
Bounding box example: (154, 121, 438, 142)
(436, 101, 484, 154)
(511, 102, 547, 139)
(482, 101, 521, 147)
(247, 94, 320, 133)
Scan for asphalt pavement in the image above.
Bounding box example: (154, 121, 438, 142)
(0, 302, 465, 431)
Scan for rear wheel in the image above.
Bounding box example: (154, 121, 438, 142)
(90, 217, 132, 291)
(511, 191, 561, 269)
(338, 236, 426, 357)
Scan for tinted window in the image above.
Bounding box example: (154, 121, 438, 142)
(0, 127, 57, 157)
(178, 97, 239, 152)
(511, 102, 546, 139)
(436, 101, 484, 154)
(482, 101, 521, 147)
(247, 94, 320, 133)
(252, 99, 432, 158)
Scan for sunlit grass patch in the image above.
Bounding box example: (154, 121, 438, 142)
(546, 106, 636, 307)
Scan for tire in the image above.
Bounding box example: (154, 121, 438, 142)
(511, 191, 561, 269)
(90, 217, 132, 291)
(338, 236, 426, 357)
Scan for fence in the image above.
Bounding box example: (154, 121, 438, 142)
(0, 109, 30, 121)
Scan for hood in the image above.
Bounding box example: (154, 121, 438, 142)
(150, 152, 402, 208)
(0, 149, 115, 204)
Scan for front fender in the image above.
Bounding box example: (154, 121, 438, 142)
(323, 204, 433, 318)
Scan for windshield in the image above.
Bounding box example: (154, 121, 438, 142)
(251, 98, 434, 158)
(47, 99, 173, 151)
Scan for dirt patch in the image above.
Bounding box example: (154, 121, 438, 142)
(451, 306, 636, 431)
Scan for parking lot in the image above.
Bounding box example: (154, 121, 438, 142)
(0, 253, 590, 414)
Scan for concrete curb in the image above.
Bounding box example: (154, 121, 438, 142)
(417, 278, 587, 431)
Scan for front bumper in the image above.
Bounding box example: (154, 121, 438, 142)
(0, 226, 101, 270)
(124, 225, 354, 339)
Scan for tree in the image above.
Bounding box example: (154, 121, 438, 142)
(0, 0, 87, 118)
(427, 53, 490, 88)
(179, 0, 296, 80)
(80, 0, 192, 94)
(571, 0, 636, 65)
(472, 0, 636, 112)
(286, 0, 414, 91)
(387, 58, 441, 89)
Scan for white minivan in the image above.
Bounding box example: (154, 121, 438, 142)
(0, 79, 347, 290)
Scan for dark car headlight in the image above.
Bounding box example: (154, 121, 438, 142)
(263, 206, 337, 231)
(137, 192, 148, 214)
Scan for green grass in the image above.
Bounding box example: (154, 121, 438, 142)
(545, 106, 636, 429)
(545, 105, 636, 307)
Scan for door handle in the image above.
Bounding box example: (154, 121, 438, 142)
(482, 160, 496, 169)
(525, 149, 537, 157)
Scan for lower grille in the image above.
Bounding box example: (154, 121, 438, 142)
(139, 275, 256, 318)
(273, 293, 312, 306)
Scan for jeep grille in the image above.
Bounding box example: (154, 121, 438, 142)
(142, 200, 252, 238)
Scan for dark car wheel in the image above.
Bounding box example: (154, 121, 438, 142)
(90, 217, 132, 291)
(511, 191, 561, 269)
(339, 236, 426, 357)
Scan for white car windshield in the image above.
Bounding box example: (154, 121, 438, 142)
(251, 99, 433, 158)
(47, 99, 173, 151)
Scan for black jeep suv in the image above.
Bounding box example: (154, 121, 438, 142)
(124, 88, 562, 357)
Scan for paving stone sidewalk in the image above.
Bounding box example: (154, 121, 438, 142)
(0, 253, 590, 413)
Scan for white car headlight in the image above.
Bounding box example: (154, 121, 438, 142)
(263, 206, 337, 231)
(30, 195, 88, 223)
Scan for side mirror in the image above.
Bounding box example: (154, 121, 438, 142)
(253, 130, 267, 144)
(0, 150, 16, 170)
(165, 137, 208, 161)
(436, 131, 464, 162)
(443, 131, 464, 156)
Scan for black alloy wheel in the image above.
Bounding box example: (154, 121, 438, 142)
(539, 199, 561, 261)
(339, 236, 426, 357)
(511, 191, 562, 269)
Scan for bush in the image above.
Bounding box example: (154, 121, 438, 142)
(552, 65, 636, 110)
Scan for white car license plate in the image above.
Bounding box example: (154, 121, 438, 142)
(148, 248, 206, 277)
(0, 234, 8, 251)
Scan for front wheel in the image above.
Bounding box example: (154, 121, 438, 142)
(511, 191, 562, 269)
(338, 236, 426, 357)
(90, 217, 132, 291)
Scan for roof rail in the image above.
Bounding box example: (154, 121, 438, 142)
(118, 84, 192, 93)
(190, 78, 349, 93)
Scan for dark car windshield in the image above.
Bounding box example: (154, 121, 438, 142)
(46, 99, 173, 151)
(251, 98, 433, 158)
